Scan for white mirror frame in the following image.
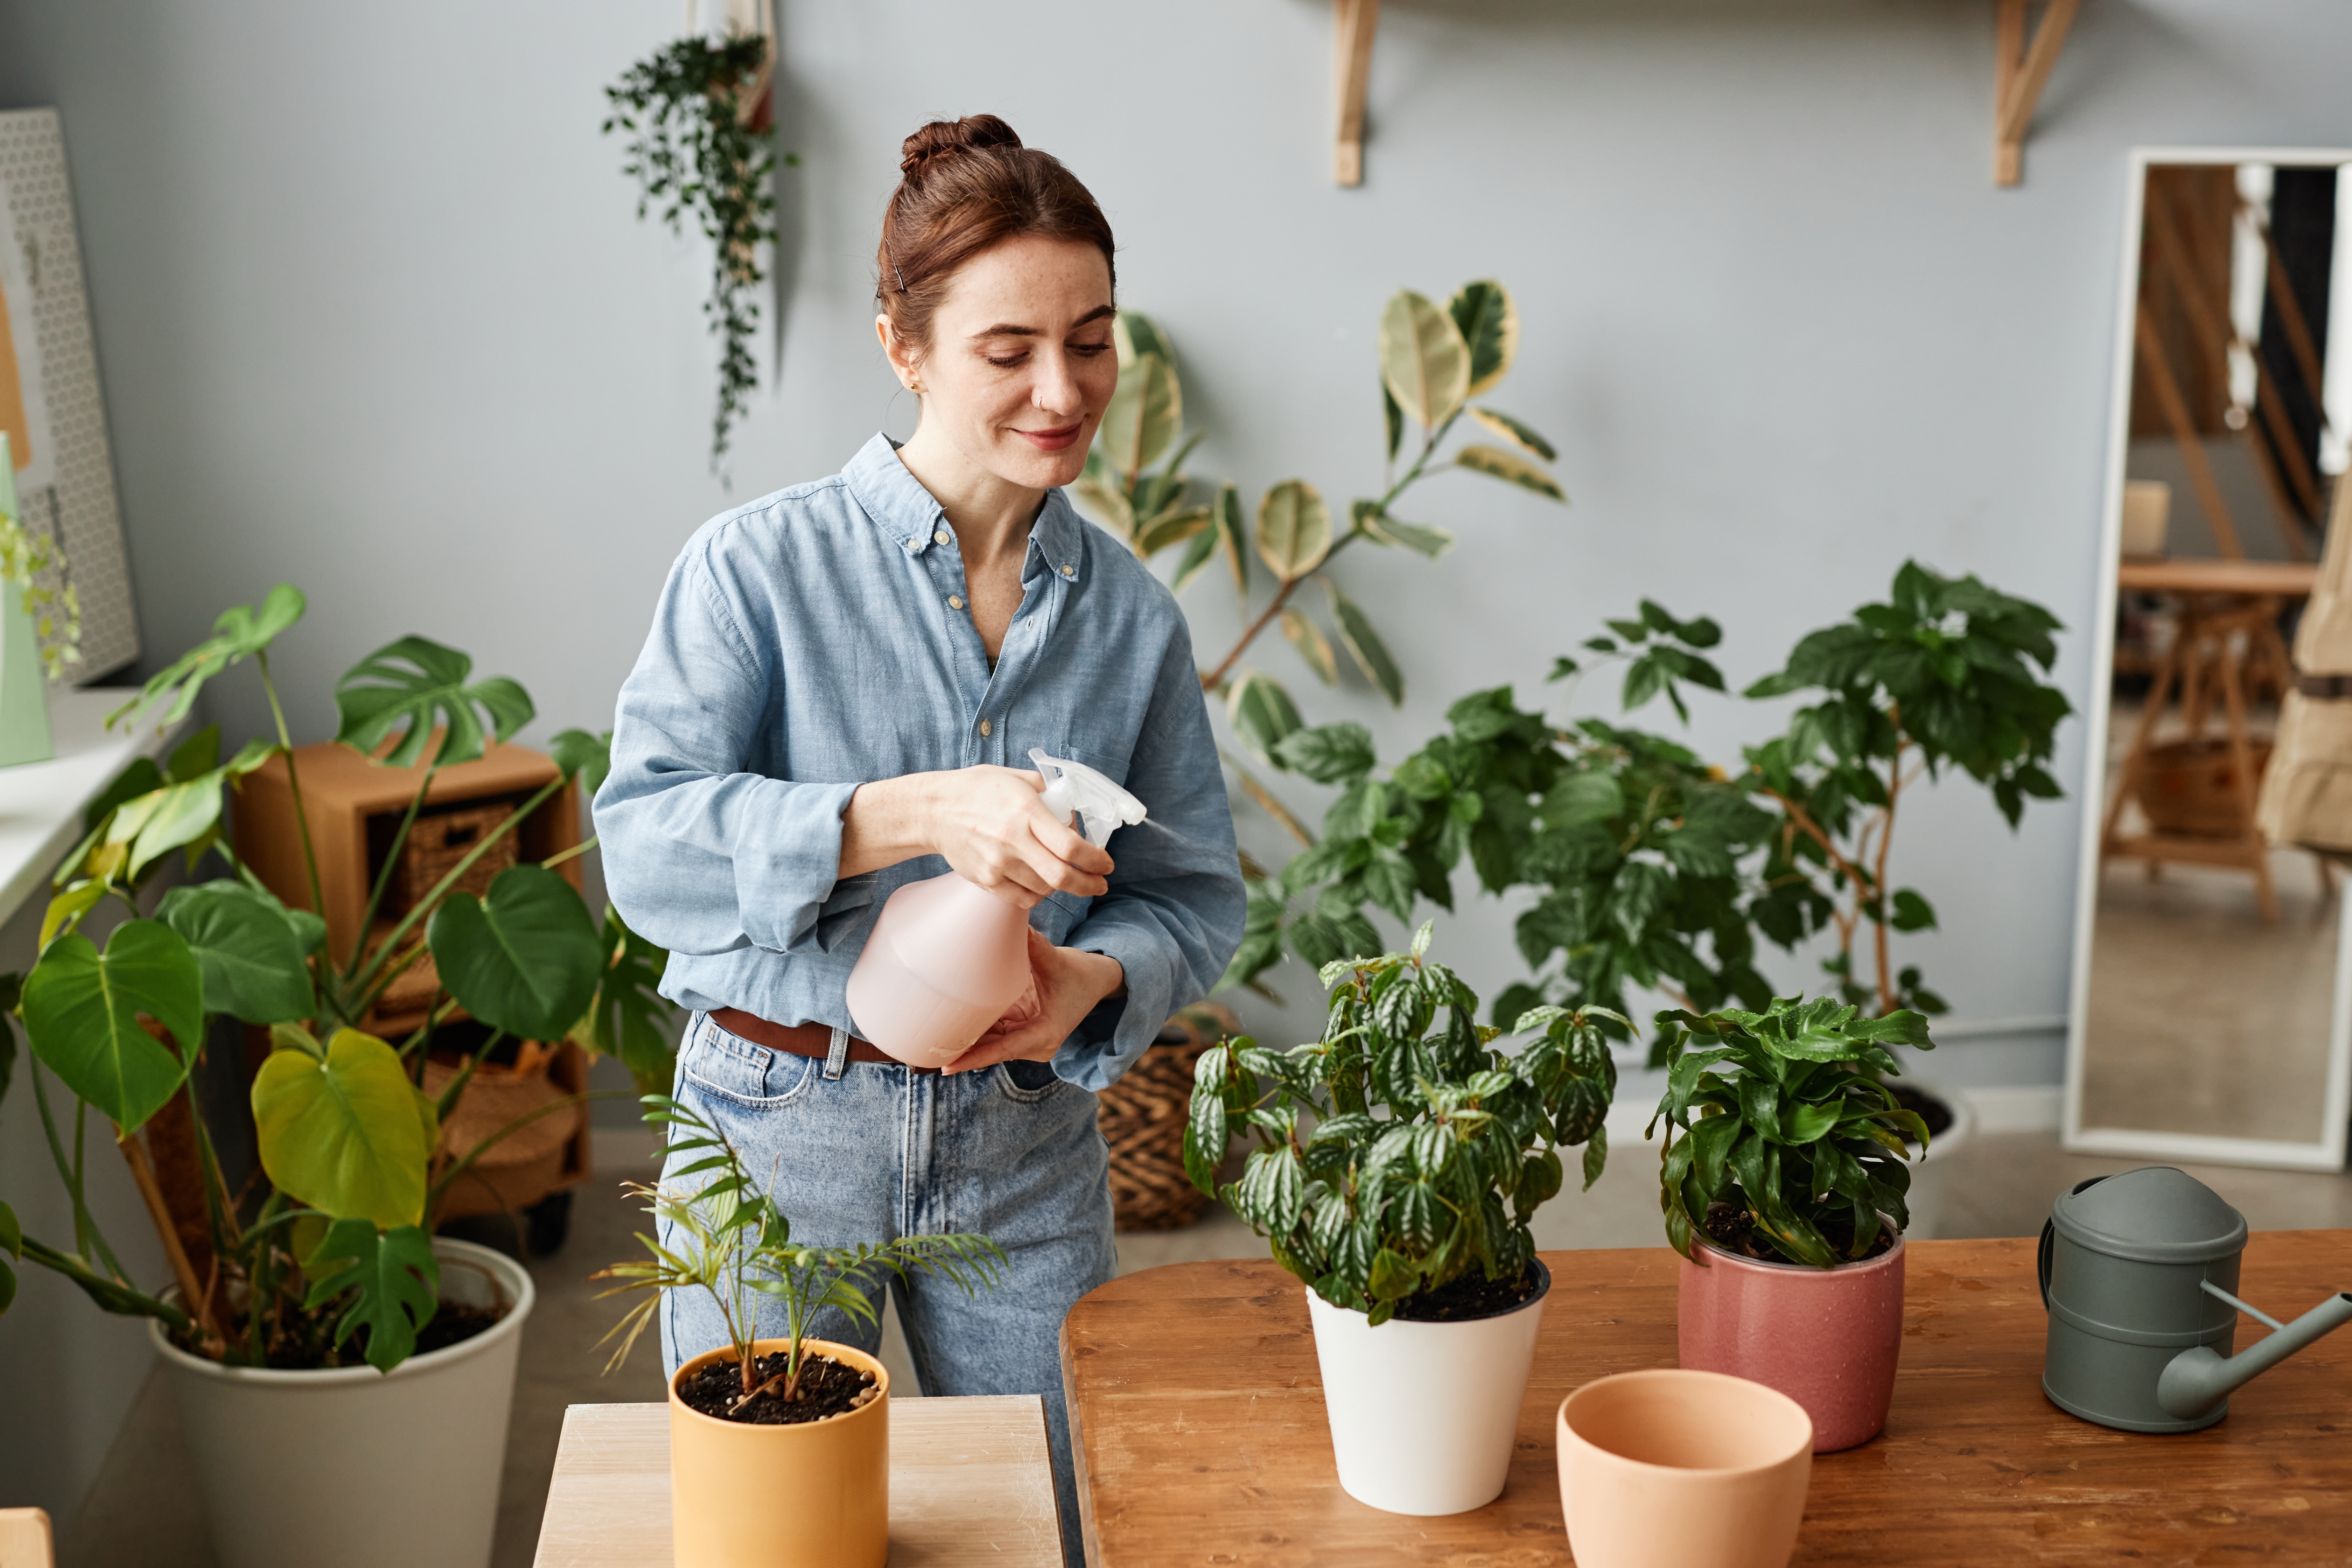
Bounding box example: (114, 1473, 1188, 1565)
(2062, 146, 2352, 1174)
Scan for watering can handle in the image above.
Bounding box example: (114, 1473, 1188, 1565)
(2039, 1174, 2110, 1312)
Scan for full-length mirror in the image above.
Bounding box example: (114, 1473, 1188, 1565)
(2067, 149, 2352, 1170)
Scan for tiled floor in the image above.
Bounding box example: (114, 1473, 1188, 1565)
(58, 1124, 2352, 1568)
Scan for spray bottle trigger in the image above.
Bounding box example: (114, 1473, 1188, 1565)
(1030, 749, 1148, 848)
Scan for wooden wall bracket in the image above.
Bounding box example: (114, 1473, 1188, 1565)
(1994, 0, 2080, 186)
(1334, 0, 1380, 187)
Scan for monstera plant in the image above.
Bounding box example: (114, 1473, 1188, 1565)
(1076, 286, 1568, 830)
(0, 584, 669, 1371)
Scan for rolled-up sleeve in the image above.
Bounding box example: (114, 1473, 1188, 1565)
(1055, 617, 1247, 1091)
(594, 542, 858, 957)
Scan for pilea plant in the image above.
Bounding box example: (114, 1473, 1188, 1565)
(1074, 286, 1567, 801)
(1648, 995, 1935, 1268)
(1183, 928, 1616, 1324)
(0, 585, 671, 1371)
(603, 30, 791, 469)
(596, 1094, 1004, 1412)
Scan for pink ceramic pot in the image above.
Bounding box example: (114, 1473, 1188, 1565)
(1676, 1233, 1905, 1452)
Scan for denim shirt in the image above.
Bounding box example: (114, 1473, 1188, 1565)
(593, 433, 1246, 1091)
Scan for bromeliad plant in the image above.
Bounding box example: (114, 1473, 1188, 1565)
(595, 1095, 1005, 1410)
(1648, 996, 1936, 1268)
(1074, 285, 1567, 773)
(1183, 929, 1616, 1324)
(0, 584, 673, 1371)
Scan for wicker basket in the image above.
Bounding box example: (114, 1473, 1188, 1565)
(2138, 738, 2274, 837)
(392, 800, 516, 913)
(1098, 1002, 1238, 1232)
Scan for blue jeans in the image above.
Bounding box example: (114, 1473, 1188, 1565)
(659, 1012, 1116, 1567)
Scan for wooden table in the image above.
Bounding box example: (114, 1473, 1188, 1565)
(530, 1395, 1062, 1567)
(1061, 1235, 2352, 1566)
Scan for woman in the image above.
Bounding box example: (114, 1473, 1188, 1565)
(594, 114, 1244, 1562)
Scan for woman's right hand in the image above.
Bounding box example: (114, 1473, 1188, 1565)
(841, 766, 1112, 909)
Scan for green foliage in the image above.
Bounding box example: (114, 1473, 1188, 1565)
(427, 865, 604, 1041)
(158, 881, 318, 1024)
(334, 635, 535, 770)
(20, 920, 202, 1133)
(597, 1096, 1006, 1402)
(0, 477, 82, 680)
(252, 1028, 433, 1230)
(1649, 997, 1934, 1267)
(1081, 287, 1566, 740)
(1185, 931, 1616, 1324)
(603, 33, 786, 467)
(570, 906, 677, 1094)
(301, 1219, 440, 1374)
(107, 584, 304, 731)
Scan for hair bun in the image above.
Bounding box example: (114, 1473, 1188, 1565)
(900, 114, 1023, 179)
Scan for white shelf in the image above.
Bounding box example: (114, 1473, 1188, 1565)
(0, 688, 190, 932)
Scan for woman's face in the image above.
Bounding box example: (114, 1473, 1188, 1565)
(881, 234, 1118, 491)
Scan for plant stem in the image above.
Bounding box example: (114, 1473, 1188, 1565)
(540, 834, 598, 873)
(29, 1058, 126, 1281)
(346, 765, 439, 974)
(1870, 731, 1906, 1016)
(255, 653, 328, 924)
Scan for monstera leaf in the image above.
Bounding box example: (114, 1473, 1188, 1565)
(157, 881, 317, 1024)
(570, 905, 675, 1092)
(99, 739, 278, 882)
(548, 727, 614, 799)
(427, 865, 602, 1041)
(302, 1219, 440, 1373)
(335, 636, 534, 769)
(106, 584, 306, 730)
(21, 920, 203, 1133)
(252, 1027, 430, 1228)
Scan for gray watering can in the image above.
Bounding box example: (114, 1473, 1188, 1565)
(2039, 1167, 2352, 1432)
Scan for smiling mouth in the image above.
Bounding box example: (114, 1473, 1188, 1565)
(1014, 422, 1084, 452)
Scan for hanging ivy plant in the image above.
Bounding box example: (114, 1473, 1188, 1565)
(603, 33, 794, 469)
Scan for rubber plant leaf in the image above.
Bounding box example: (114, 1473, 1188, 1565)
(1469, 407, 1555, 461)
(427, 864, 603, 1042)
(334, 636, 535, 770)
(1212, 483, 1251, 599)
(303, 1218, 440, 1374)
(1449, 280, 1519, 397)
(1254, 480, 1332, 581)
(253, 1027, 429, 1228)
(106, 584, 306, 731)
(1170, 522, 1222, 594)
(1327, 583, 1405, 707)
(20, 920, 202, 1133)
(1114, 311, 1175, 369)
(1455, 444, 1567, 503)
(1377, 290, 1470, 431)
(1135, 505, 1212, 559)
(1280, 606, 1340, 686)
(156, 880, 317, 1024)
(1098, 351, 1182, 479)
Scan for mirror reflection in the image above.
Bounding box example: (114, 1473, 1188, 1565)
(2078, 156, 2352, 1155)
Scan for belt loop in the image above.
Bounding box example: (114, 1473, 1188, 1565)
(824, 1025, 851, 1080)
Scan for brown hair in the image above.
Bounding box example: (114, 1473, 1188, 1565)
(876, 114, 1116, 357)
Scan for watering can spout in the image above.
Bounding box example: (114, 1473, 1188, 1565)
(2157, 1290, 2352, 1421)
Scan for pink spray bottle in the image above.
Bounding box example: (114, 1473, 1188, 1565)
(844, 750, 1147, 1070)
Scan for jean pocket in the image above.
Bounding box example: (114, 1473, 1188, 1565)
(682, 1017, 819, 1108)
(994, 1058, 1065, 1104)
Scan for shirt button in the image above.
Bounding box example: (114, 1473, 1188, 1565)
(947, 595, 965, 610)
(934, 529, 952, 546)
(906, 537, 920, 549)
(978, 719, 992, 737)
(1060, 564, 1076, 578)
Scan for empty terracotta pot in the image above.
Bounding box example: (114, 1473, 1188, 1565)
(668, 1338, 889, 1568)
(1556, 1369, 1813, 1568)
(1676, 1233, 1905, 1452)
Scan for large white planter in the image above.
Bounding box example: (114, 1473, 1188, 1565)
(1303, 1260, 1549, 1516)
(149, 1237, 534, 1568)
(1899, 1080, 1977, 1241)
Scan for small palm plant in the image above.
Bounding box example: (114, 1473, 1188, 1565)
(596, 1095, 1006, 1413)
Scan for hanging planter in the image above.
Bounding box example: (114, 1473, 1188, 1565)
(603, 3, 794, 471)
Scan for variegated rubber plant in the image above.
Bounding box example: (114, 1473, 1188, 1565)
(1648, 995, 1935, 1268)
(1074, 285, 1568, 796)
(1182, 926, 1616, 1324)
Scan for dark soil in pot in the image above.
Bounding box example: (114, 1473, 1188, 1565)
(1702, 1203, 1896, 1266)
(1389, 1260, 1548, 1322)
(678, 1350, 880, 1425)
(1887, 1082, 1954, 1139)
(168, 1297, 504, 1369)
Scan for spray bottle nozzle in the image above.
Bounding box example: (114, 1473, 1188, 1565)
(1031, 749, 1148, 849)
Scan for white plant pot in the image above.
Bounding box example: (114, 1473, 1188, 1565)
(149, 1237, 534, 1568)
(1899, 1080, 1977, 1241)
(1303, 1260, 1549, 1516)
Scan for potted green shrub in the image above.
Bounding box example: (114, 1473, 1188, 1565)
(1183, 927, 1617, 1515)
(0, 584, 665, 1568)
(594, 1094, 1004, 1568)
(1649, 995, 1936, 1451)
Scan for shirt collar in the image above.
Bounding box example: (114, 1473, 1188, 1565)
(846, 432, 1088, 581)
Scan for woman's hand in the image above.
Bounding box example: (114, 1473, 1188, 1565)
(841, 766, 1112, 909)
(943, 928, 1125, 1074)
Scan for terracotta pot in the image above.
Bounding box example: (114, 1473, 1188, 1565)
(1304, 1260, 1550, 1516)
(668, 1338, 889, 1568)
(1676, 1233, 1905, 1451)
(1556, 1369, 1813, 1568)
